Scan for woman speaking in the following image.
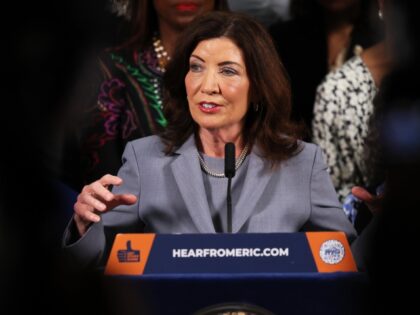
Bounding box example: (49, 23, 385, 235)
(64, 12, 356, 267)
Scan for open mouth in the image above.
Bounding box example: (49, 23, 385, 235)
(199, 102, 221, 113)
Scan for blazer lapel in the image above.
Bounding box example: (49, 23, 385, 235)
(170, 136, 216, 233)
(233, 150, 273, 233)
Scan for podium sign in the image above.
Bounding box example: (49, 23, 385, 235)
(105, 232, 357, 276)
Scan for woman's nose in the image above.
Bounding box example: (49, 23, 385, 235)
(201, 71, 220, 95)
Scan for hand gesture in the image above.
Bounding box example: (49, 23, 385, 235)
(74, 174, 137, 236)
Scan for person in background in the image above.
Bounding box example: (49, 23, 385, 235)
(228, 0, 291, 27)
(59, 0, 228, 191)
(334, 0, 420, 286)
(269, 0, 382, 138)
(312, 0, 392, 212)
(62, 12, 358, 270)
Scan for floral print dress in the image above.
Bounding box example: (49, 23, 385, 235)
(312, 56, 378, 203)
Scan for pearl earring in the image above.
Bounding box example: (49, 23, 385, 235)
(378, 10, 383, 20)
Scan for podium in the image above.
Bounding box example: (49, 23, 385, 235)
(102, 232, 369, 314)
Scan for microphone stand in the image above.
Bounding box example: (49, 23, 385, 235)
(227, 176, 233, 233)
(225, 143, 236, 233)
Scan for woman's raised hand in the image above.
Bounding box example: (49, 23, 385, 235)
(73, 174, 137, 236)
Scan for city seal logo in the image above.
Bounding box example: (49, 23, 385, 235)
(319, 240, 345, 265)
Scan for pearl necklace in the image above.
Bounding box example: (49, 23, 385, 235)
(198, 144, 250, 178)
(152, 35, 171, 73)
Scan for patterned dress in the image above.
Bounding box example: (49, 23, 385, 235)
(68, 46, 168, 188)
(312, 56, 378, 203)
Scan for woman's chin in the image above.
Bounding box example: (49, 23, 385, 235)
(197, 122, 224, 131)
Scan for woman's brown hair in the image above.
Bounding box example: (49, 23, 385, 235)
(121, 0, 229, 50)
(162, 11, 302, 166)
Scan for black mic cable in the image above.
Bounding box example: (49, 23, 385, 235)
(224, 143, 236, 233)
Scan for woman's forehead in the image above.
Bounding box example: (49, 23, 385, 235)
(190, 37, 245, 64)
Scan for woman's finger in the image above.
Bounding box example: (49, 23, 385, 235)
(74, 202, 100, 223)
(90, 181, 114, 202)
(84, 211, 101, 223)
(99, 174, 123, 188)
(112, 194, 138, 206)
(80, 192, 107, 212)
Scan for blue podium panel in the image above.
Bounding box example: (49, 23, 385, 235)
(147, 233, 316, 274)
(105, 232, 357, 275)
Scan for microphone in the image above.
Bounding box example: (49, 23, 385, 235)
(225, 143, 236, 233)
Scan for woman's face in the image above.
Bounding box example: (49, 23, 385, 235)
(153, 0, 215, 31)
(185, 37, 250, 133)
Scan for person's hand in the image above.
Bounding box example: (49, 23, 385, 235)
(74, 174, 137, 236)
(351, 186, 383, 215)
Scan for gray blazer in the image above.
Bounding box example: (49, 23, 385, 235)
(63, 135, 357, 268)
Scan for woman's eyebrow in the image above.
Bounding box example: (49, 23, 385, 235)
(190, 55, 244, 69)
(190, 54, 204, 62)
(218, 61, 244, 69)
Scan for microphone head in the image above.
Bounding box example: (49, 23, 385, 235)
(224, 142, 236, 178)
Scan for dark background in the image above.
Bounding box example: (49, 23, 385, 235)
(0, 1, 120, 313)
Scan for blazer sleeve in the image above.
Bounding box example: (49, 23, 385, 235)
(305, 146, 357, 242)
(62, 141, 144, 270)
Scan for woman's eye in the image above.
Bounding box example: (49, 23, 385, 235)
(189, 63, 202, 72)
(220, 67, 238, 76)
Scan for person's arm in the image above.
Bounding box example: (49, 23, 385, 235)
(62, 142, 140, 270)
(304, 146, 358, 242)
